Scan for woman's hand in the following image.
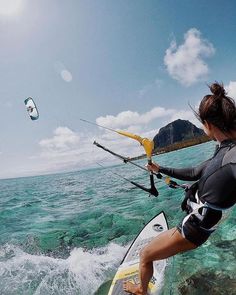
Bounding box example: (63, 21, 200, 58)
(146, 162, 160, 173)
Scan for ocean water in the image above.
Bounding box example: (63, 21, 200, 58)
(0, 141, 235, 295)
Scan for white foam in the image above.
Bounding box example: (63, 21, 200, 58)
(0, 243, 127, 295)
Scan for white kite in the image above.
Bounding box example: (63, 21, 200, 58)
(24, 97, 39, 120)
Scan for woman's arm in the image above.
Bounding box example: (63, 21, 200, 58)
(159, 160, 210, 181)
(147, 159, 210, 181)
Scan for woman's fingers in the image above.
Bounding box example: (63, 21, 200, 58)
(146, 162, 160, 173)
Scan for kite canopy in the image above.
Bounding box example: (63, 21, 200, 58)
(24, 97, 39, 120)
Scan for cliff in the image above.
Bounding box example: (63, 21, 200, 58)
(128, 119, 210, 161)
(153, 119, 205, 149)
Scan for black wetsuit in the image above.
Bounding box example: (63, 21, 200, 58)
(159, 139, 236, 246)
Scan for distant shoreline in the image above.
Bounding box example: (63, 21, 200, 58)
(128, 135, 211, 161)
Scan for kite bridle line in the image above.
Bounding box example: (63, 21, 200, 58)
(80, 118, 187, 196)
(94, 141, 187, 194)
(80, 118, 160, 196)
(93, 141, 162, 177)
(96, 162, 159, 196)
(94, 141, 159, 197)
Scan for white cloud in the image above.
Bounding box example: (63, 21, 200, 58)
(38, 126, 143, 163)
(14, 105, 201, 178)
(164, 28, 215, 86)
(168, 110, 201, 127)
(226, 81, 236, 100)
(34, 108, 171, 175)
(39, 127, 80, 153)
(38, 107, 199, 162)
(96, 107, 175, 129)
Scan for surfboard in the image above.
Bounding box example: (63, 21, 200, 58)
(108, 211, 169, 295)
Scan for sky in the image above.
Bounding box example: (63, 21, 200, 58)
(0, 0, 236, 179)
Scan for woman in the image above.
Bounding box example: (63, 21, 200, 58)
(123, 82, 236, 295)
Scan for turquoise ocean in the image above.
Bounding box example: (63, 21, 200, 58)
(0, 141, 235, 295)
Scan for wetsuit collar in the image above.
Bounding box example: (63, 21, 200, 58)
(214, 139, 236, 156)
(219, 139, 236, 148)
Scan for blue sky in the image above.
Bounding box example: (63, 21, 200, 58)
(0, 0, 236, 179)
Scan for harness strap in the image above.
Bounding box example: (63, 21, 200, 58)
(182, 191, 223, 233)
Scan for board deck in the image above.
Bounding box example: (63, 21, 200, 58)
(108, 211, 168, 295)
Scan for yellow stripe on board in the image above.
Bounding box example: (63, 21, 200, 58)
(108, 264, 158, 294)
(114, 264, 139, 280)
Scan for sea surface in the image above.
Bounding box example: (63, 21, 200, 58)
(0, 141, 235, 295)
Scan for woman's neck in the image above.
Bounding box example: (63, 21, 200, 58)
(215, 130, 236, 143)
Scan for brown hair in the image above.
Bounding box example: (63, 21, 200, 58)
(195, 82, 236, 132)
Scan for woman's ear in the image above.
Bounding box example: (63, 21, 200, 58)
(203, 120, 213, 138)
(204, 121, 211, 130)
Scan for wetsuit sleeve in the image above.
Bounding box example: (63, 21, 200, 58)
(159, 159, 210, 181)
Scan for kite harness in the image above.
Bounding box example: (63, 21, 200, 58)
(160, 139, 236, 245)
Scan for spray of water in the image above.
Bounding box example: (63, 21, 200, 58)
(0, 243, 127, 295)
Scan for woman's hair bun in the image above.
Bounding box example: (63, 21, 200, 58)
(209, 82, 226, 97)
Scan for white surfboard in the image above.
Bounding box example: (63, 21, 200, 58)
(108, 211, 169, 295)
